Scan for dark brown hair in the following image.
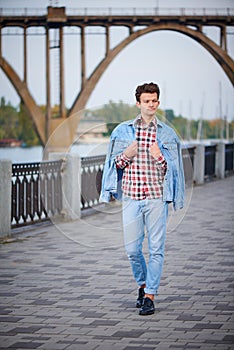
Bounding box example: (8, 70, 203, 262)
(135, 82, 160, 102)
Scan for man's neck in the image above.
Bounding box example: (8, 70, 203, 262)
(141, 114, 156, 125)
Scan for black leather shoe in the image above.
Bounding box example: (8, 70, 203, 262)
(136, 287, 145, 308)
(139, 297, 155, 315)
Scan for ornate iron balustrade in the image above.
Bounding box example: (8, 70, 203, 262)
(10, 143, 234, 228)
(11, 160, 63, 227)
(81, 155, 106, 210)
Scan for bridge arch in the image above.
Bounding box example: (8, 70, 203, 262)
(0, 56, 46, 144)
(0, 21, 233, 146)
(70, 23, 234, 117)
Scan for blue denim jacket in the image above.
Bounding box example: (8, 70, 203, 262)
(100, 117, 185, 210)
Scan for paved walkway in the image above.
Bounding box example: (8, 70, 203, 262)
(0, 176, 234, 350)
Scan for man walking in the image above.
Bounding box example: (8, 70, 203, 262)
(100, 82, 185, 315)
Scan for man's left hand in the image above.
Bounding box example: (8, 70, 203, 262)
(149, 142, 161, 159)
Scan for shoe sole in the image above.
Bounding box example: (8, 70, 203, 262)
(139, 309, 155, 316)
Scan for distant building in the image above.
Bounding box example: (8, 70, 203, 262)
(75, 117, 107, 141)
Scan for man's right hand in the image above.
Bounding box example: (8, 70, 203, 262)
(124, 140, 138, 158)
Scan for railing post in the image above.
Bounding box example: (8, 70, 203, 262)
(0, 160, 12, 237)
(193, 144, 205, 184)
(216, 142, 225, 179)
(49, 153, 81, 220)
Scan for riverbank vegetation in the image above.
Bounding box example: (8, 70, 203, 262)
(86, 101, 234, 140)
(0, 97, 233, 146)
(0, 97, 40, 146)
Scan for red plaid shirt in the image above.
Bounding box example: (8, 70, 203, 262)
(115, 116, 167, 200)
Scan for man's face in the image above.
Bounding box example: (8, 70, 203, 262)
(136, 92, 160, 117)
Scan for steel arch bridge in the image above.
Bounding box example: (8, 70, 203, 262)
(0, 6, 234, 147)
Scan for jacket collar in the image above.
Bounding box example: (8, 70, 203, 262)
(127, 115, 163, 128)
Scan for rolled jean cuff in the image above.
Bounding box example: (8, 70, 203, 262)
(144, 288, 158, 296)
(138, 282, 146, 288)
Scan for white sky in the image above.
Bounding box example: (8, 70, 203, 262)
(0, 0, 233, 121)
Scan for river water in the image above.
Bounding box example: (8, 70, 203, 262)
(0, 142, 109, 163)
(0, 138, 223, 164)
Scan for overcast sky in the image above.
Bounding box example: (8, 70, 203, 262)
(0, 0, 233, 121)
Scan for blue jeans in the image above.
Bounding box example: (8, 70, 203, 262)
(122, 197, 168, 295)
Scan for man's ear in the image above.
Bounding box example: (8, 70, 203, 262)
(136, 101, 140, 108)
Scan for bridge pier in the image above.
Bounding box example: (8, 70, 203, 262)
(59, 26, 66, 119)
(220, 25, 227, 51)
(46, 27, 51, 141)
(23, 27, 27, 83)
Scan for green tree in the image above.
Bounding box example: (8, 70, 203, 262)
(165, 109, 175, 123)
(190, 120, 199, 139)
(170, 115, 187, 139)
(0, 97, 19, 139)
(86, 100, 139, 136)
(0, 98, 41, 146)
(229, 119, 234, 139)
(17, 103, 41, 146)
(91, 100, 139, 124)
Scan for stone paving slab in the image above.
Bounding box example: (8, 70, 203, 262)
(0, 176, 234, 350)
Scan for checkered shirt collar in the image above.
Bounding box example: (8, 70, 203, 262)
(132, 114, 158, 129)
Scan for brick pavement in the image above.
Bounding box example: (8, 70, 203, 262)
(0, 176, 233, 350)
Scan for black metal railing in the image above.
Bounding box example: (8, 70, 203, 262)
(204, 145, 216, 180)
(10, 143, 234, 227)
(11, 160, 63, 227)
(225, 143, 234, 175)
(81, 155, 106, 210)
